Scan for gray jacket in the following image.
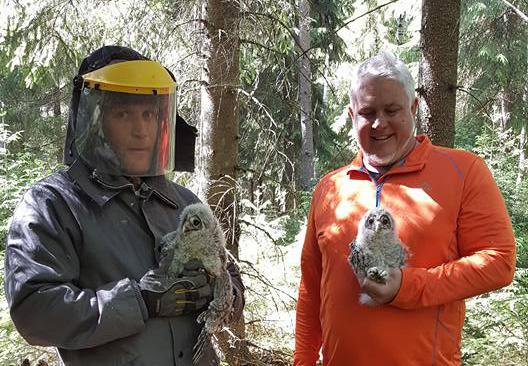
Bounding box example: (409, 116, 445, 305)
(4, 160, 245, 366)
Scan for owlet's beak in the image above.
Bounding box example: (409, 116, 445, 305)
(183, 221, 194, 234)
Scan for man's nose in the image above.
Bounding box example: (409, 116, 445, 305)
(130, 113, 149, 137)
(372, 114, 388, 129)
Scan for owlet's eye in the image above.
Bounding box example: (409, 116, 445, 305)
(190, 216, 202, 227)
(381, 215, 390, 226)
(367, 217, 375, 225)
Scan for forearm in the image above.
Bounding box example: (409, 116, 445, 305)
(393, 156, 516, 309)
(294, 195, 323, 365)
(294, 287, 322, 366)
(9, 278, 146, 349)
(391, 248, 515, 309)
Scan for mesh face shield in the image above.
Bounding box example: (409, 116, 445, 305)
(73, 60, 177, 177)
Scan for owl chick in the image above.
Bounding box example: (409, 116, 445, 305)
(160, 203, 233, 365)
(348, 207, 409, 306)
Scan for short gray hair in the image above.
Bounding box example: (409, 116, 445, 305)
(349, 52, 415, 108)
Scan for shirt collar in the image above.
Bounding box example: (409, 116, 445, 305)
(67, 160, 179, 208)
(347, 134, 431, 178)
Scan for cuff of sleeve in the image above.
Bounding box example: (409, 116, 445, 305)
(389, 267, 422, 309)
(230, 283, 245, 322)
(293, 351, 320, 366)
(132, 280, 149, 321)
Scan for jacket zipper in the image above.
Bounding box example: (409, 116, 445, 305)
(375, 180, 386, 208)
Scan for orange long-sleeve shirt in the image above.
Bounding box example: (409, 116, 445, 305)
(294, 135, 516, 366)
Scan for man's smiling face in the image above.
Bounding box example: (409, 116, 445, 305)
(349, 77, 418, 171)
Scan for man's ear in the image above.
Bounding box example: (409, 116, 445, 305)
(411, 97, 419, 116)
(348, 105, 354, 120)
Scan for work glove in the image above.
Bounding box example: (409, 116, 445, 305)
(138, 253, 214, 318)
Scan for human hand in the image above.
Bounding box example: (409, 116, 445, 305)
(360, 268, 402, 305)
(138, 261, 213, 318)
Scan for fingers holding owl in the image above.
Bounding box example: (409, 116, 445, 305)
(360, 268, 402, 305)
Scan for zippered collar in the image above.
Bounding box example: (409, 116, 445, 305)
(67, 160, 179, 208)
(347, 134, 432, 179)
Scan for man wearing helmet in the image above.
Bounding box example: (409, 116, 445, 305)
(3, 46, 245, 365)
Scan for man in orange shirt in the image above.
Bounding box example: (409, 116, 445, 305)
(294, 52, 516, 365)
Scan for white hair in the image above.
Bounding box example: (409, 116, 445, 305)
(349, 52, 415, 108)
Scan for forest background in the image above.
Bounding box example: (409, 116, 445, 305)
(0, 0, 527, 365)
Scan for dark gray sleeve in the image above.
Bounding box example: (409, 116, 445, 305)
(4, 184, 146, 349)
(227, 261, 245, 321)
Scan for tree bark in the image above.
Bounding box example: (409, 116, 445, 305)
(515, 122, 526, 198)
(0, 103, 5, 152)
(53, 84, 63, 162)
(197, 1, 251, 364)
(499, 90, 513, 131)
(498, 10, 518, 132)
(417, 0, 461, 147)
(516, 62, 527, 200)
(298, 0, 315, 190)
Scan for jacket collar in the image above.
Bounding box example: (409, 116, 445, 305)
(347, 134, 432, 178)
(67, 160, 180, 208)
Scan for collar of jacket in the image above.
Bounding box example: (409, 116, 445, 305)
(347, 134, 433, 179)
(67, 160, 180, 208)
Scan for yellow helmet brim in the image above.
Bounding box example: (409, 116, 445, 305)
(81, 60, 177, 95)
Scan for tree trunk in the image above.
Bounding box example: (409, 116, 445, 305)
(53, 84, 64, 162)
(498, 10, 518, 132)
(0, 102, 5, 152)
(516, 59, 527, 200)
(197, 1, 251, 364)
(515, 122, 526, 198)
(417, 0, 461, 147)
(322, 52, 330, 106)
(298, 0, 315, 190)
(282, 124, 297, 212)
(499, 90, 513, 131)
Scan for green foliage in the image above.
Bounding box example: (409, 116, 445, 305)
(276, 190, 313, 246)
(0, 37, 68, 159)
(383, 12, 413, 46)
(459, 0, 528, 131)
(465, 124, 528, 268)
(454, 114, 485, 152)
(462, 269, 528, 365)
(312, 89, 357, 178)
(311, 0, 355, 62)
(238, 0, 356, 220)
(276, 215, 302, 247)
(0, 132, 61, 249)
(0, 130, 60, 364)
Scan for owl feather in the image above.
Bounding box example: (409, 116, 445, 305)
(348, 207, 409, 306)
(160, 203, 233, 365)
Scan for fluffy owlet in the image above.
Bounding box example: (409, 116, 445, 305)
(348, 207, 409, 306)
(160, 203, 233, 365)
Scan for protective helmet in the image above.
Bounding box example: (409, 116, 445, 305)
(64, 46, 196, 175)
